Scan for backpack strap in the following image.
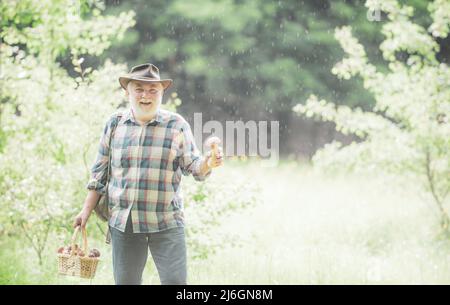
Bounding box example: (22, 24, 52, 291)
(106, 112, 122, 176)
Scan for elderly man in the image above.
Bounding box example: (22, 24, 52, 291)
(74, 63, 223, 285)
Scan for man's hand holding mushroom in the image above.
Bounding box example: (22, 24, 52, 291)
(200, 136, 224, 175)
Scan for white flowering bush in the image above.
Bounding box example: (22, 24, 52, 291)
(293, 0, 450, 235)
(183, 172, 261, 260)
(0, 0, 135, 264)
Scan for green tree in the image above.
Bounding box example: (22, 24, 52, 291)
(94, 0, 398, 156)
(294, 0, 450, 234)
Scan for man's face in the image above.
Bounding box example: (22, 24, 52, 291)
(126, 81, 164, 120)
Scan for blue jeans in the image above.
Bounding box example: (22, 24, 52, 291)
(109, 215, 187, 285)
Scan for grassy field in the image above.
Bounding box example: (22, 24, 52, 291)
(189, 161, 450, 284)
(1, 160, 449, 284)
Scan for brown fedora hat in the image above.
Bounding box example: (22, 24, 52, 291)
(119, 63, 173, 90)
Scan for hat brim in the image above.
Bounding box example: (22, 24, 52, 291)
(119, 76, 173, 90)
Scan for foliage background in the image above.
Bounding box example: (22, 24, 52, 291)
(94, 0, 450, 157)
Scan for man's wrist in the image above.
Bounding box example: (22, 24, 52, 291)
(82, 206, 93, 215)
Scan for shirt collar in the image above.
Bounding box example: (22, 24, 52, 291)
(124, 108, 164, 126)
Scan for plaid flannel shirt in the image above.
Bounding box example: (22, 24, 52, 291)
(86, 108, 211, 233)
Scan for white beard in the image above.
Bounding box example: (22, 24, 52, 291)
(131, 97, 161, 122)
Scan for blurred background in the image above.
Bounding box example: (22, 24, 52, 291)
(92, 0, 450, 158)
(0, 0, 449, 284)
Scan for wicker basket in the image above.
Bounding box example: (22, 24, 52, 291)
(57, 226, 99, 279)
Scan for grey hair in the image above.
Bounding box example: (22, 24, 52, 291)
(126, 81, 135, 91)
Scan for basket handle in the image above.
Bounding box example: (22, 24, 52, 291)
(71, 225, 89, 256)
